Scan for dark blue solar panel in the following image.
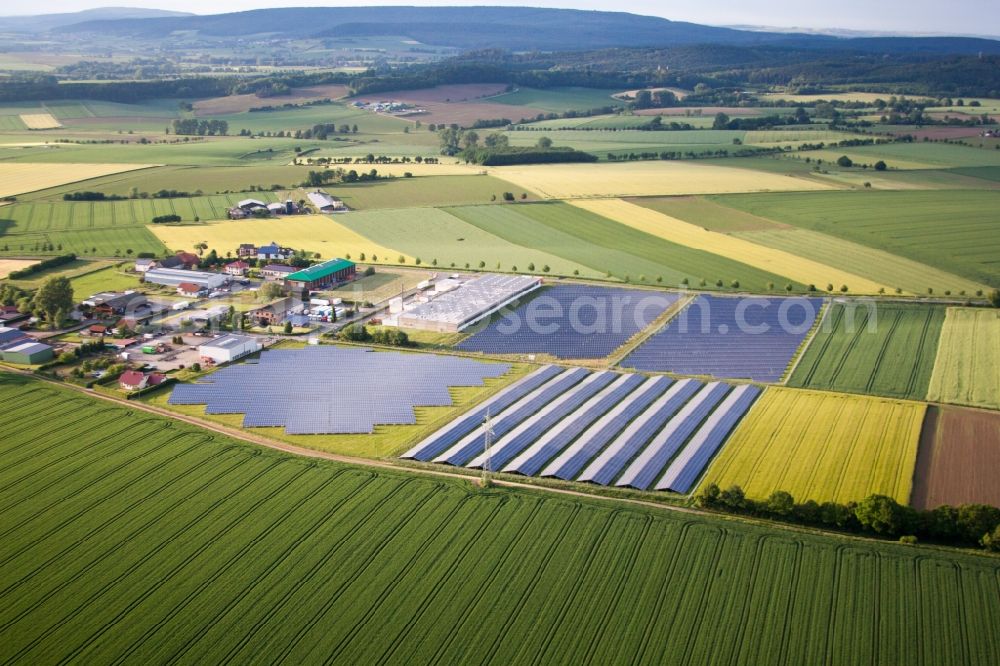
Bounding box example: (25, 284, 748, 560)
(579, 379, 704, 486)
(502, 373, 647, 477)
(402, 365, 564, 461)
(169, 345, 509, 435)
(657, 384, 762, 493)
(615, 382, 730, 490)
(621, 295, 824, 382)
(433, 367, 589, 466)
(456, 285, 679, 359)
(540, 376, 673, 481)
(467, 371, 618, 470)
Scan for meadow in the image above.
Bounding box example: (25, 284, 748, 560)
(572, 198, 886, 293)
(927, 308, 1000, 410)
(67, 263, 143, 297)
(700, 388, 925, 504)
(489, 86, 620, 112)
(334, 207, 597, 276)
(0, 163, 157, 198)
(712, 190, 1000, 287)
(2, 374, 998, 665)
(788, 302, 945, 400)
(450, 202, 796, 288)
(489, 161, 832, 198)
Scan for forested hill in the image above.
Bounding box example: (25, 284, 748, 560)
(0, 7, 191, 33)
(55, 6, 1000, 55)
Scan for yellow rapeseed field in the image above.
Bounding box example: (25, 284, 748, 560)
(572, 198, 890, 293)
(0, 163, 157, 198)
(149, 214, 411, 264)
(19, 113, 63, 130)
(699, 388, 925, 504)
(488, 161, 834, 199)
(927, 308, 1000, 410)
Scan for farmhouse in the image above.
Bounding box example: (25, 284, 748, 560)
(86, 324, 108, 337)
(144, 268, 227, 291)
(257, 242, 294, 262)
(307, 190, 346, 213)
(285, 258, 357, 292)
(82, 291, 148, 316)
(224, 261, 249, 277)
(237, 243, 257, 258)
(134, 257, 159, 273)
(262, 264, 298, 281)
(395, 273, 542, 333)
(0, 340, 54, 365)
(198, 334, 262, 364)
(119, 370, 167, 392)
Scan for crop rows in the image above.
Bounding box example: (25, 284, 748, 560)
(788, 302, 945, 400)
(927, 307, 1000, 410)
(699, 387, 925, 504)
(1, 373, 998, 664)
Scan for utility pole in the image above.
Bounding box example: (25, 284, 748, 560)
(482, 409, 494, 487)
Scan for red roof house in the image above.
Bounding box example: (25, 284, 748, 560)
(119, 370, 148, 391)
(177, 282, 204, 297)
(225, 261, 249, 276)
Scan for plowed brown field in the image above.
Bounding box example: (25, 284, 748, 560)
(911, 406, 1000, 509)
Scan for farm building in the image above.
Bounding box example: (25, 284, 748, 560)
(396, 274, 542, 333)
(0, 326, 29, 346)
(224, 261, 249, 277)
(266, 203, 285, 216)
(0, 307, 28, 326)
(307, 190, 346, 213)
(286, 258, 356, 292)
(86, 324, 108, 337)
(198, 334, 262, 364)
(237, 244, 257, 258)
(0, 341, 54, 365)
(261, 264, 297, 281)
(174, 252, 201, 270)
(81, 291, 148, 316)
(134, 258, 159, 273)
(237, 198, 267, 211)
(143, 268, 227, 291)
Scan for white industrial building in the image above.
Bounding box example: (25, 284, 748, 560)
(307, 190, 347, 213)
(395, 274, 542, 333)
(197, 334, 262, 364)
(143, 268, 228, 290)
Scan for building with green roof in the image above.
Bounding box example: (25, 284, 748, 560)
(286, 258, 357, 292)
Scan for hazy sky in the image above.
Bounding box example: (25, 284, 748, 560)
(2, 0, 996, 37)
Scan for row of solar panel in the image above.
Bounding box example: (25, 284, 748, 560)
(456, 285, 680, 359)
(622, 295, 825, 382)
(402, 365, 762, 493)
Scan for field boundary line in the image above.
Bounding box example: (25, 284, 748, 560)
(781, 297, 831, 385)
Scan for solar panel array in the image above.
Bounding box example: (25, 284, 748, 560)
(402, 366, 762, 493)
(169, 346, 510, 435)
(621, 295, 825, 382)
(456, 285, 680, 359)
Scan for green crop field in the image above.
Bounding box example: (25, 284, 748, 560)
(1, 373, 998, 665)
(490, 86, 620, 112)
(927, 308, 1000, 410)
(789, 302, 945, 400)
(711, 190, 1000, 288)
(215, 102, 409, 134)
(0, 226, 165, 258)
(447, 202, 799, 288)
(336, 206, 598, 276)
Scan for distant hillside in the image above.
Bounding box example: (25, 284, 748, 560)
(0, 7, 191, 33)
(54, 6, 1000, 54)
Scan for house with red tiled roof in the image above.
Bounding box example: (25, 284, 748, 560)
(177, 282, 205, 297)
(119, 370, 148, 391)
(225, 261, 249, 277)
